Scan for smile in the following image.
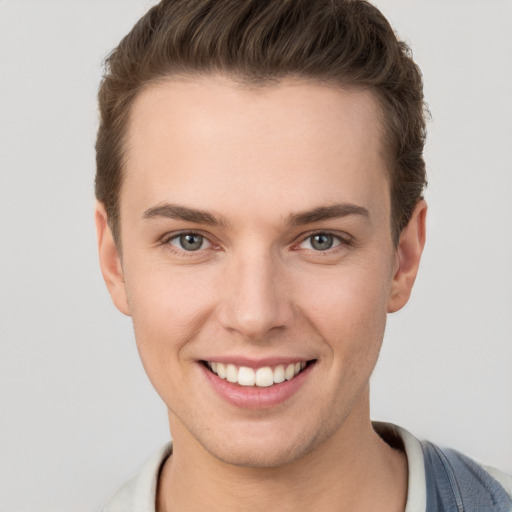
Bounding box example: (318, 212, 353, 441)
(205, 361, 310, 387)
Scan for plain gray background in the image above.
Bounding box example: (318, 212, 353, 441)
(1, 1, 511, 510)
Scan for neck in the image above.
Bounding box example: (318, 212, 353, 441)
(157, 394, 407, 512)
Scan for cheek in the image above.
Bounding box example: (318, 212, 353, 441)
(126, 260, 213, 330)
(123, 263, 218, 381)
(294, 260, 391, 361)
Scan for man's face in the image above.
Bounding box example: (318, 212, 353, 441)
(98, 77, 418, 467)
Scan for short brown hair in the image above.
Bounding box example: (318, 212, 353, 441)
(96, 0, 427, 245)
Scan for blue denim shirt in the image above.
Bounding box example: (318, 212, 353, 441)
(422, 441, 512, 512)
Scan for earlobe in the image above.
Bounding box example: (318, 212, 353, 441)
(387, 200, 427, 313)
(94, 202, 131, 316)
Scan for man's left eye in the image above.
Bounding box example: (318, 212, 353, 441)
(299, 233, 342, 251)
(169, 233, 212, 251)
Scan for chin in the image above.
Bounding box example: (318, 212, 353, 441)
(207, 439, 307, 469)
(198, 420, 328, 469)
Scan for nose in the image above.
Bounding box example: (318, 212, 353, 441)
(216, 249, 294, 340)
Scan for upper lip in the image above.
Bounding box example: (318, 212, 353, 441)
(199, 356, 315, 368)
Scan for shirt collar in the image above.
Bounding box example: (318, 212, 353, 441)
(103, 422, 426, 512)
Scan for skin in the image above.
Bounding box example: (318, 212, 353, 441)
(96, 76, 426, 511)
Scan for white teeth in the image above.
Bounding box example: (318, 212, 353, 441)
(207, 360, 309, 387)
(226, 364, 238, 383)
(273, 364, 285, 384)
(285, 363, 295, 381)
(255, 367, 274, 387)
(238, 366, 255, 386)
(217, 362, 226, 379)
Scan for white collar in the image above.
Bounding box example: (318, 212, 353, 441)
(102, 441, 172, 512)
(373, 422, 427, 512)
(103, 422, 427, 512)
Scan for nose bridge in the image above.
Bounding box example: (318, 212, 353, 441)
(218, 245, 292, 339)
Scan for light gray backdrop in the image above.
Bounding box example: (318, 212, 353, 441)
(1, 1, 511, 511)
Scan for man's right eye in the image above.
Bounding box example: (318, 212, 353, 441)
(168, 233, 212, 252)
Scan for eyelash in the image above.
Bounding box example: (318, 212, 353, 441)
(295, 232, 351, 252)
(160, 230, 353, 255)
(160, 231, 216, 256)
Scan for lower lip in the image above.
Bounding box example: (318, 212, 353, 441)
(201, 363, 314, 409)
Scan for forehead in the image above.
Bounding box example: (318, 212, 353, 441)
(122, 76, 390, 224)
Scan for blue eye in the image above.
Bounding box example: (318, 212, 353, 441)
(300, 233, 342, 251)
(169, 233, 211, 251)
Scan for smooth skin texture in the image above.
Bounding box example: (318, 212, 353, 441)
(96, 76, 426, 512)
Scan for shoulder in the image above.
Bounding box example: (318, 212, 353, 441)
(421, 440, 512, 512)
(102, 442, 172, 512)
(373, 422, 512, 512)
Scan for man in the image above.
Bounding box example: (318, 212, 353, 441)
(95, 1, 512, 511)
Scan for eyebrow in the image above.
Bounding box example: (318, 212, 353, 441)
(286, 203, 369, 226)
(143, 204, 229, 226)
(143, 202, 369, 227)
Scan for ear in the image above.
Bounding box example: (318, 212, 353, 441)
(387, 200, 427, 313)
(95, 202, 131, 316)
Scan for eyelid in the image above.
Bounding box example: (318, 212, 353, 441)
(293, 230, 354, 250)
(170, 233, 211, 250)
(160, 230, 219, 252)
(158, 229, 353, 254)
